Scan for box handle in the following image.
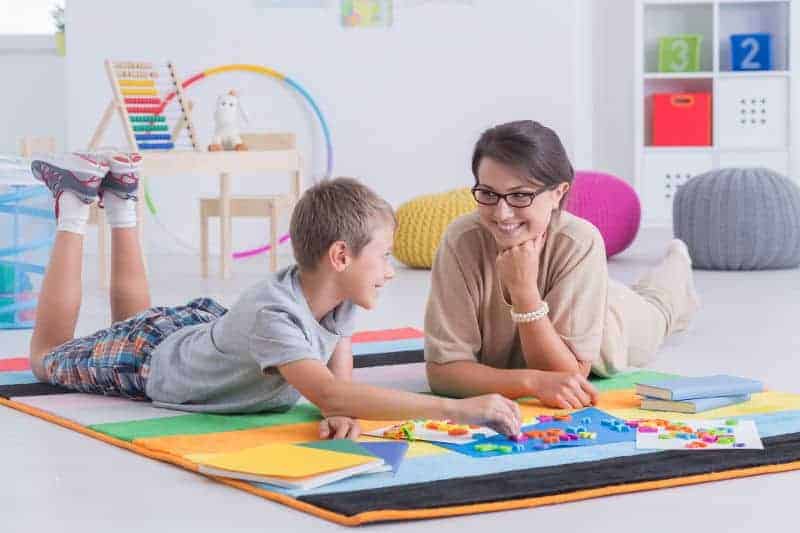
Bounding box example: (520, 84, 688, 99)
(670, 95, 695, 107)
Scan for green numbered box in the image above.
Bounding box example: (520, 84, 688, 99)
(658, 34, 703, 73)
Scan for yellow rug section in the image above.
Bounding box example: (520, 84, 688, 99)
(520, 389, 800, 422)
(599, 390, 800, 421)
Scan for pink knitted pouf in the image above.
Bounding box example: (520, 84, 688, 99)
(564, 170, 641, 258)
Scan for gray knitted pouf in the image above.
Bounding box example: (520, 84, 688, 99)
(673, 167, 800, 270)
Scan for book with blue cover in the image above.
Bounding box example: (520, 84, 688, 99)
(635, 375, 763, 401)
(640, 394, 752, 413)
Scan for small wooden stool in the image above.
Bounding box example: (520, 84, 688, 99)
(199, 195, 292, 275)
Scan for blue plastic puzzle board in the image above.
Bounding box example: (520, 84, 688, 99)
(436, 407, 635, 458)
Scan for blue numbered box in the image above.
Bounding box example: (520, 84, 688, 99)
(730, 33, 772, 71)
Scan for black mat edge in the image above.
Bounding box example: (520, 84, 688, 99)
(0, 382, 74, 399)
(353, 349, 424, 368)
(300, 431, 800, 517)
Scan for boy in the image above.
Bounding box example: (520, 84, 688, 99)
(29, 154, 521, 439)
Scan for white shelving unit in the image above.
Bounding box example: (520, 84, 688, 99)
(634, 0, 798, 225)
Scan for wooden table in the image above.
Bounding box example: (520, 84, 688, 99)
(95, 150, 302, 285)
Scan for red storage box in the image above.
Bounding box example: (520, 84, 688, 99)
(652, 92, 712, 146)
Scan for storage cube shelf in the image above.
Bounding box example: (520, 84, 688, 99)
(635, 0, 796, 225)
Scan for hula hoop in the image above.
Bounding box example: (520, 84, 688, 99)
(145, 64, 333, 259)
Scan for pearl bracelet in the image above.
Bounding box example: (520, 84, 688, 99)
(510, 300, 549, 323)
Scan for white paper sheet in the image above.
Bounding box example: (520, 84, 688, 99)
(366, 420, 498, 445)
(635, 419, 763, 450)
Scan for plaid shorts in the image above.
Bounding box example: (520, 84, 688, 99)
(42, 297, 227, 399)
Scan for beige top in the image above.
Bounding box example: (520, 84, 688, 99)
(424, 210, 622, 370)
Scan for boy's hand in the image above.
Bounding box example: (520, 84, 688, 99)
(453, 394, 522, 437)
(319, 416, 362, 440)
(532, 370, 599, 409)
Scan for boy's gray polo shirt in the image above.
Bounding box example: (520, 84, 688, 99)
(146, 265, 356, 413)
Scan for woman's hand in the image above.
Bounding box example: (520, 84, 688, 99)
(319, 416, 362, 440)
(496, 232, 547, 308)
(530, 370, 599, 409)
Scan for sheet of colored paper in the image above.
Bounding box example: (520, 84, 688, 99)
(187, 442, 376, 479)
(635, 418, 763, 450)
(366, 419, 499, 444)
(436, 407, 637, 458)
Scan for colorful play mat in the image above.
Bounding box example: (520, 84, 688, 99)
(3, 328, 800, 526)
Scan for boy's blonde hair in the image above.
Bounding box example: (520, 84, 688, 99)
(290, 177, 396, 271)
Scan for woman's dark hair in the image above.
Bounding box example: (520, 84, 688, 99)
(471, 120, 574, 208)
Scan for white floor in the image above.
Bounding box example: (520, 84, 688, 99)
(2, 227, 799, 533)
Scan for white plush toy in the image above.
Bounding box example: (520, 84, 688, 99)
(208, 89, 249, 151)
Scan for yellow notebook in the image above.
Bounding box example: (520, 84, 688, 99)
(188, 442, 386, 490)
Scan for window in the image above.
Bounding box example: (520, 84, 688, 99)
(0, 1, 63, 34)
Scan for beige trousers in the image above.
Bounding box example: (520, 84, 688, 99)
(592, 251, 698, 377)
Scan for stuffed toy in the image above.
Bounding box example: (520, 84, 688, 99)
(208, 89, 249, 151)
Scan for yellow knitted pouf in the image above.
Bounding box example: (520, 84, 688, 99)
(393, 188, 475, 269)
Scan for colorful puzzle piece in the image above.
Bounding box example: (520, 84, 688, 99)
(367, 419, 498, 445)
(634, 418, 763, 450)
(437, 407, 636, 458)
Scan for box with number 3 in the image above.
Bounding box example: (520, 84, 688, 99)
(658, 34, 703, 73)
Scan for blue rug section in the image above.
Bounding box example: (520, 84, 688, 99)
(352, 338, 423, 357)
(0, 370, 37, 385)
(436, 407, 634, 458)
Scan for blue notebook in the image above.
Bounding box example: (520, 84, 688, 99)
(635, 375, 763, 401)
(640, 394, 751, 413)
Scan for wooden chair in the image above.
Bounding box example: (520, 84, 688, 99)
(199, 133, 302, 276)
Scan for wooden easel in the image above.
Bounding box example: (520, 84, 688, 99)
(87, 60, 199, 287)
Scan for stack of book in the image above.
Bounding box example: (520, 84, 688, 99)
(635, 375, 763, 414)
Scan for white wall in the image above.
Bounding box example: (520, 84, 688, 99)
(591, 0, 635, 182)
(64, 0, 588, 255)
(0, 35, 66, 154)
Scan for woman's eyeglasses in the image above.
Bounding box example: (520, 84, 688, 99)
(471, 185, 556, 208)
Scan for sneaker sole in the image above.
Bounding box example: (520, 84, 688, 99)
(30, 161, 101, 204)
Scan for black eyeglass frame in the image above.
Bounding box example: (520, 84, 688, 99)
(470, 184, 557, 208)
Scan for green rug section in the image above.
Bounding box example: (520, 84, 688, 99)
(88, 404, 323, 442)
(589, 370, 681, 392)
(86, 372, 678, 441)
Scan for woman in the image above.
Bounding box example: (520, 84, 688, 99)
(424, 120, 698, 409)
